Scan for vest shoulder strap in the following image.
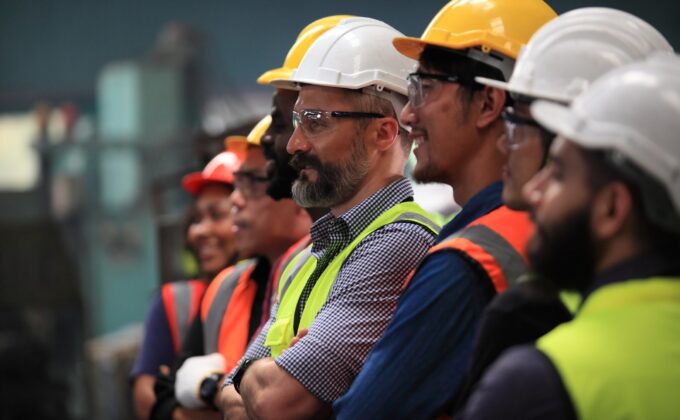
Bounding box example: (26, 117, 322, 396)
(428, 206, 532, 293)
(161, 279, 207, 353)
(201, 259, 257, 353)
(272, 235, 312, 303)
(265, 200, 439, 357)
(296, 201, 439, 330)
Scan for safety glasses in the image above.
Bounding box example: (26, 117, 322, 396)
(501, 109, 554, 150)
(407, 72, 469, 109)
(292, 109, 384, 138)
(233, 170, 269, 198)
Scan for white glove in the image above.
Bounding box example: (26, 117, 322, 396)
(175, 353, 226, 409)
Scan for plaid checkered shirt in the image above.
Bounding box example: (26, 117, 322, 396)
(225, 177, 436, 402)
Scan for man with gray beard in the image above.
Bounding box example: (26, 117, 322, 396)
(220, 17, 440, 419)
(288, 108, 371, 209)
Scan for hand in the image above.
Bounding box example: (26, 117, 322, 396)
(289, 329, 308, 348)
(221, 385, 248, 419)
(172, 406, 221, 420)
(159, 365, 170, 376)
(175, 353, 225, 409)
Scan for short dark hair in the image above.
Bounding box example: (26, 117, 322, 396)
(580, 148, 680, 256)
(419, 46, 509, 109)
(345, 89, 412, 154)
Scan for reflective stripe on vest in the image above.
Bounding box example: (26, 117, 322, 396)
(200, 259, 258, 372)
(271, 235, 312, 306)
(265, 201, 440, 357)
(277, 245, 313, 303)
(161, 279, 207, 353)
(538, 278, 680, 420)
(425, 206, 533, 293)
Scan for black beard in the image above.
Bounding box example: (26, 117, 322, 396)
(527, 206, 597, 292)
(262, 141, 296, 200)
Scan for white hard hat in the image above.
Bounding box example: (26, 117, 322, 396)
(477, 8, 673, 103)
(531, 53, 680, 229)
(271, 17, 415, 117)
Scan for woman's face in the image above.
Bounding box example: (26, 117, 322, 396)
(186, 183, 237, 278)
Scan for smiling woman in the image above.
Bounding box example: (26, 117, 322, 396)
(130, 150, 242, 420)
(186, 184, 237, 278)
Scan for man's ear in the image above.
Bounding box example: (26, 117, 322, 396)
(475, 86, 506, 129)
(372, 117, 399, 152)
(591, 181, 634, 240)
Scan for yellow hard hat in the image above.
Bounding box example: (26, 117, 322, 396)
(257, 15, 353, 85)
(224, 115, 271, 155)
(224, 135, 248, 157)
(393, 0, 557, 61)
(246, 115, 271, 145)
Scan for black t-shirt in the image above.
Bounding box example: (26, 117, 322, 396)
(451, 279, 573, 415)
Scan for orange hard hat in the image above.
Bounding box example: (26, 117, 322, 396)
(181, 150, 243, 195)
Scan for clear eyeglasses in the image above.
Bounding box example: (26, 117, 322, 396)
(406, 72, 466, 108)
(501, 108, 554, 150)
(292, 109, 384, 138)
(233, 170, 269, 198)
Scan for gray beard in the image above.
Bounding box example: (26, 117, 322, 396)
(292, 141, 370, 209)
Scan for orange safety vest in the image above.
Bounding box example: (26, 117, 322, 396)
(411, 206, 533, 293)
(200, 259, 258, 372)
(161, 279, 208, 353)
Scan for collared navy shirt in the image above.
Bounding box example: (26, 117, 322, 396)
(334, 182, 503, 419)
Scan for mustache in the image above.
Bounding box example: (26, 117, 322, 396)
(289, 153, 322, 172)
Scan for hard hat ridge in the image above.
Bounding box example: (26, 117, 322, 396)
(393, 0, 557, 80)
(477, 7, 674, 103)
(257, 15, 354, 85)
(531, 53, 680, 231)
(271, 17, 416, 98)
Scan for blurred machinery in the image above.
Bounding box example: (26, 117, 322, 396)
(0, 23, 265, 419)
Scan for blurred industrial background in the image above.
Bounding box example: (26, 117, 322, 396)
(0, 0, 678, 418)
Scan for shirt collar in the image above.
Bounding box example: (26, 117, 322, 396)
(309, 177, 414, 251)
(439, 181, 504, 239)
(585, 251, 680, 299)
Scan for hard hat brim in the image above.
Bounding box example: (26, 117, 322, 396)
(225, 136, 251, 156)
(393, 36, 430, 60)
(269, 79, 299, 91)
(475, 76, 511, 91)
(478, 76, 575, 104)
(257, 67, 294, 85)
(181, 171, 236, 196)
(181, 172, 205, 195)
(393, 35, 516, 61)
(531, 100, 599, 149)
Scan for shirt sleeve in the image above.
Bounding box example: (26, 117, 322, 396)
(460, 346, 577, 420)
(333, 250, 493, 419)
(130, 294, 176, 378)
(275, 223, 436, 403)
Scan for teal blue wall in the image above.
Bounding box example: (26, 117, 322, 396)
(1, 0, 678, 111)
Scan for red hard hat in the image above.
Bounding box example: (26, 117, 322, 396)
(181, 150, 243, 195)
